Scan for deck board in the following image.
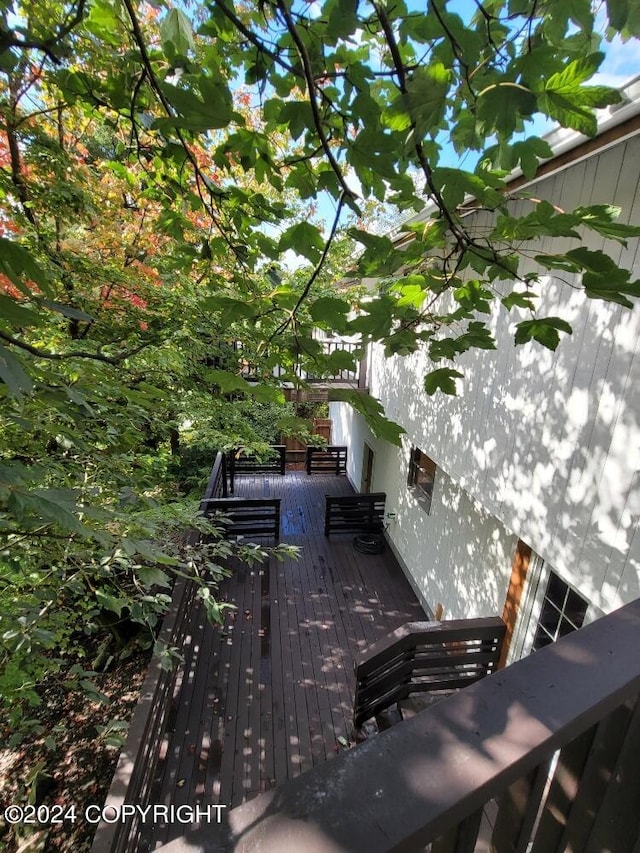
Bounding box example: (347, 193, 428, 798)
(141, 472, 425, 850)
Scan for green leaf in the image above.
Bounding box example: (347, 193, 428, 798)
(0, 294, 43, 327)
(326, 0, 359, 39)
(477, 84, 537, 137)
(493, 202, 583, 241)
(0, 47, 18, 73)
(206, 369, 284, 403)
(453, 281, 493, 314)
(85, 0, 123, 43)
(545, 52, 604, 89)
(309, 297, 351, 329)
(79, 679, 109, 704)
(606, 0, 629, 30)
(424, 368, 464, 396)
(160, 8, 196, 56)
(502, 291, 538, 311)
(514, 317, 573, 350)
(41, 299, 95, 323)
(329, 388, 404, 445)
(325, 349, 357, 372)
(95, 590, 127, 616)
(347, 297, 395, 338)
(431, 168, 502, 210)
(276, 415, 313, 434)
(536, 54, 622, 135)
(534, 253, 581, 273)
(201, 296, 255, 324)
(572, 205, 640, 244)
(135, 566, 172, 589)
(0, 343, 33, 400)
(347, 229, 405, 276)
(278, 222, 325, 264)
(0, 239, 51, 297)
(387, 63, 450, 136)
(511, 138, 554, 179)
(9, 487, 86, 534)
(158, 80, 232, 131)
(265, 100, 314, 141)
(429, 322, 496, 361)
(391, 279, 427, 309)
(563, 247, 640, 306)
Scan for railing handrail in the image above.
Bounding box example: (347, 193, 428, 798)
(228, 446, 286, 492)
(90, 579, 197, 853)
(237, 340, 368, 388)
(196, 598, 640, 852)
(324, 492, 385, 536)
(355, 616, 506, 673)
(353, 617, 506, 728)
(306, 445, 347, 475)
(202, 497, 281, 541)
(199, 451, 228, 507)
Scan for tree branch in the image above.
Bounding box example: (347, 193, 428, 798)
(0, 329, 153, 365)
(0, 0, 87, 63)
(214, 0, 299, 77)
(271, 192, 347, 339)
(120, 0, 250, 268)
(275, 0, 357, 203)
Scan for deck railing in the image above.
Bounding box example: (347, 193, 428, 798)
(237, 340, 368, 389)
(199, 450, 228, 506)
(324, 492, 385, 536)
(90, 580, 197, 853)
(305, 341, 367, 387)
(202, 497, 281, 540)
(306, 445, 347, 475)
(202, 598, 640, 853)
(94, 455, 232, 852)
(228, 445, 286, 493)
(353, 616, 506, 729)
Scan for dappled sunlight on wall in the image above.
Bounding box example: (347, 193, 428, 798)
(334, 136, 640, 622)
(330, 401, 517, 619)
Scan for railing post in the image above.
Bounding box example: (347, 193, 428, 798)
(274, 500, 281, 541)
(358, 352, 367, 389)
(229, 451, 236, 494)
(222, 452, 228, 498)
(431, 808, 485, 853)
(324, 496, 331, 536)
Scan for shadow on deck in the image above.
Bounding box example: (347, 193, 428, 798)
(141, 472, 425, 850)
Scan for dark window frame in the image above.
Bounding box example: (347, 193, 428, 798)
(408, 446, 436, 513)
(532, 570, 588, 651)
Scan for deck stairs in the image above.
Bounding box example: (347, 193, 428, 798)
(353, 617, 507, 736)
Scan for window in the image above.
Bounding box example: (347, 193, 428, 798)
(408, 447, 436, 513)
(532, 571, 588, 651)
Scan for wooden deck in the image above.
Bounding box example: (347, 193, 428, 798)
(141, 472, 425, 850)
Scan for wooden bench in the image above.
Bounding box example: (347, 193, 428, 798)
(202, 498, 281, 540)
(228, 445, 286, 493)
(306, 445, 347, 475)
(324, 492, 385, 536)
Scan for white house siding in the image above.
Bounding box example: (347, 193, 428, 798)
(330, 402, 519, 620)
(331, 130, 640, 626)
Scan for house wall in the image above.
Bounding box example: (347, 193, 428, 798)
(331, 403, 519, 620)
(331, 130, 640, 630)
